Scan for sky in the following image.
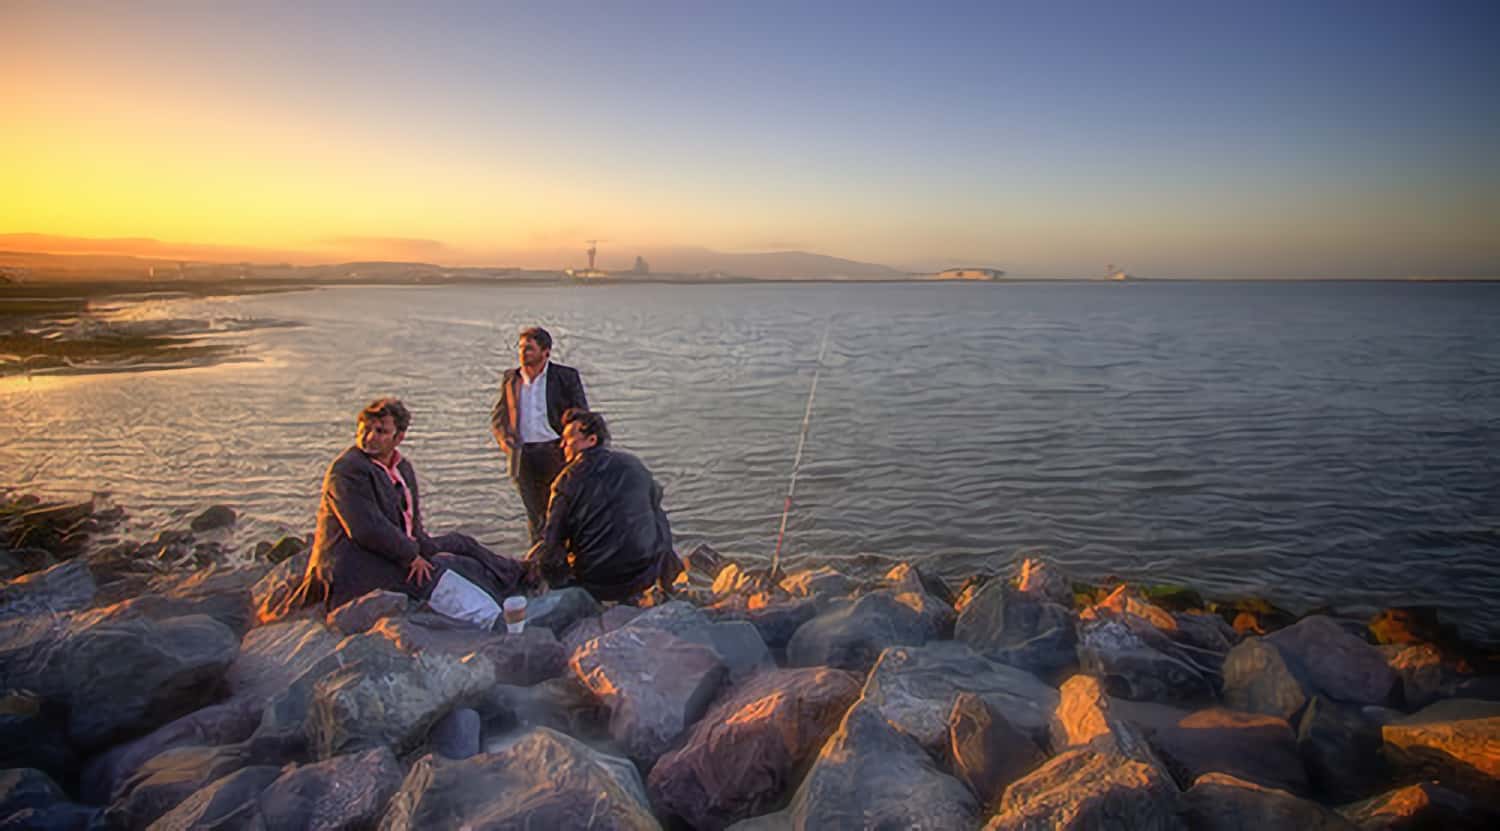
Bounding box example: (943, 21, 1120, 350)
(3, 0, 1499, 278)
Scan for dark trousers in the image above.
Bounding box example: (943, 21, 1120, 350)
(426, 531, 524, 602)
(515, 440, 565, 543)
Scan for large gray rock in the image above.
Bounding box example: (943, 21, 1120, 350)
(0, 560, 96, 621)
(82, 698, 262, 804)
(787, 701, 980, 830)
(475, 677, 610, 742)
(306, 640, 498, 759)
(648, 667, 862, 829)
(1223, 637, 1310, 719)
(104, 565, 266, 636)
(369, 612, 567, 686)
(955, 580, 1078, 680)
(108, 744, 255, 830)
(779, 566, 859, 607)
(1297, 696, 1386, 802)
(146, 764, 281, 831)
(1182, 772, 1357, 830)
(250, 547, 311, 625)
(1077, 618, 1215, 704)
(704, 595, 819, 650)
(325, 590, 408, 636)
(1148, 707, 1308, 795)
(1011, 557, 1074, 607)
(949, 691, 1049, 809)
(427, 708, 480, 760)
(786, 591, 932, 673)
(0, 613, 78, 699)
(256, 746, 404, 831)
(1263, 616, 1397, 707)
(1380, 643, 1463, 710)
(1338, 782, 1489, 830)
(379, 729, 660, 830)
(570, 624, 727, 766)
(1050, 674, 1169, 770)
(1381, 698, 1500, 803)
(64, 614, 240, 750)
(0, 690, 74, 783)
(882, 562, 957, 633)
(983, 748, 1185, 830)
(525, 586, 602, 635)
(245, 630, 398, 760)
(859, 642, 1058, 754)
(560, 605, 643, 655)
(225, 618, 343, 712)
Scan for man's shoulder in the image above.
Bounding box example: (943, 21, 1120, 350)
(550, 362, 582, 380)
(328, 446, 374, 479)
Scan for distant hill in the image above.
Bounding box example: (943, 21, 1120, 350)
(635, 246, 908, 279)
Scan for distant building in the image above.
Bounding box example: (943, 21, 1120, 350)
(633, 256, 650, 275)
(935, 267, 1005, 280)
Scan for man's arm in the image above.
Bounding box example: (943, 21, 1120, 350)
(489, 373, 515, 454)
(325, 465, 421, 567)
(564, 365, 588, 412)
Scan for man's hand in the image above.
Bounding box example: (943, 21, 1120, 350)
(406, 556, 435, 587)
(492, 428, 511, 454)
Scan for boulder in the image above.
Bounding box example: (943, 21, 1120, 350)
(786, 592, 931, 673)
(262, 536, 306, 565)
(1223, 637, 1309, 719)
(954, 580, 1078, 681)
(107, 744, 255, 830)
(1264, 616, 1397, 707)
(1339, 782, 1488, 830)
(779, 566, 858, 607)
(250, 548, 312, 626)
(225, 618, 342, 712)
(616, 601, 771, 683)
(326, 590, 409, 636)
(147, 764, 281, 831)
(0, 690, 74, 783)
(524, 586, 601, 635)
(949, 691, 1048, 808)
(0, 560, 96, 621)
(1297, 696, 1387, 802)
(1012, 557, 1074, 607)
(256, 746, 404, 831)
(859, 642, 1058, 754)
(983, 748, 1185, 830)
(1077, 618, 1215, 704)
(1148, 707, 1308, 795)
(648, 667, 862, 829)
(369, 613, 566, 686)
(100, 565, 265, 636)
(1382, 699, 1500, 803)
(428, 707, 481, 760)
(786, 702, 979, 830)
(704, 595, 818, 650)
(1380, 643, 1461, 710)
(306, 640, 498, 759)
(190, 505, 237, 533)
(64, 614, 240, 750)
(475, 677, 610, 742)
(560, 605, 642, 655)
(883, 562, 957, 609)
(570, 624, 727, 766)
(81, 698, 262, 804)
(379, 728, 659, 830)
(1182, 772, 1357, 830)
(0, 613, 83, 699)
(0, 767, 103, 831)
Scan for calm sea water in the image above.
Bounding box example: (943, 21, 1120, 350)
(4, 281, 1499, 642)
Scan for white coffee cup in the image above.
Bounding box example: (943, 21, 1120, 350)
(503, 595, 527, 634)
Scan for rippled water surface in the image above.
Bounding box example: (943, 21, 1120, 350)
(4, 281, 1498, 641)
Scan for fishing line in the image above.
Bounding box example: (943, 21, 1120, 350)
(770, 317, 833, 580)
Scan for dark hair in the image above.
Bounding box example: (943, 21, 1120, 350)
(359, 397, 411, 433)
(518, 326, 552, 352)
(562, 407, 609, 447)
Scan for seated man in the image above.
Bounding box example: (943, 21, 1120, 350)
(294, 397, 522, 626)
(525, 408, 682, 601)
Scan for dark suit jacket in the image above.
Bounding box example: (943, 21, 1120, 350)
(299, 446, 438, 611)
(489, 361, 588, 478)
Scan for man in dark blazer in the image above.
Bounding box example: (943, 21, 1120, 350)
(296, 397, 522, 613)
(489, 326, 589, 542)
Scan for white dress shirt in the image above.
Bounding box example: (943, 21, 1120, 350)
(517, 362, 560, 443)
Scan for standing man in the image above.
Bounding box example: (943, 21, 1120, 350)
(490, 326, 588, 542)
(525, 408, 682, 602)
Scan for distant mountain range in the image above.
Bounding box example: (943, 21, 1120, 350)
(0, 234, 914, 281)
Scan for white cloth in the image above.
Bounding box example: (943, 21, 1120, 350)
(427, 569, 501, 629)
(517, 363, 559, 443)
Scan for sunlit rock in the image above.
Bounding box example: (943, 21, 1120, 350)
(81, 697, 260, 804)
(380, 729, 660, 830)
(149, 764, 281, 831)
(1338, 781, 1486, 830)
(257, 746, 404, 831)
(100, 564, 265, 635)
(704, 593, 818, 650)
(251, 547, 313, 625)
(1223, 637, 1310, 719)
(1077, 617, 1215, 704)
(1050, 674, 1172, 779)
(949, 691, 1049, 810)
(226, 618, 342, 711)
(1380, 643, 1462, 710)
(954, 579, 1078, 681)
(786, 591, 932, 673)
(983, 748, 1184, 831)
(108, 744, 255, 829)
(0, 559, 95, 621)
(1012, 557, 1074, 607)
(1147, 707, 1308, 795)
(1182, 772, 1356, 830)
(571, 624, 727, 766)
(370, 612, 566, 686)
(779, 565, 859, 608)
(1382, 698, 1500, 803)
(326, 589, 409, 636)
(648, 666, 862, 829)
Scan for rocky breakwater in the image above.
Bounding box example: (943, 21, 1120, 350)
(3, 495, 1500, 829)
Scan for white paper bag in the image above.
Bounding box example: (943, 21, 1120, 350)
(427, 569, 501, 629)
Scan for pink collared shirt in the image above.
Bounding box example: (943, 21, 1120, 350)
(372, 450, 415, 538)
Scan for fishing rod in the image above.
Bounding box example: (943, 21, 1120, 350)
(769, 317, 833, 582)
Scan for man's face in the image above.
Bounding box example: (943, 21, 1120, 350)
(357, 414, 404, 460)
(517, 336, 550, 371)
(561, 420, 597, 463)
